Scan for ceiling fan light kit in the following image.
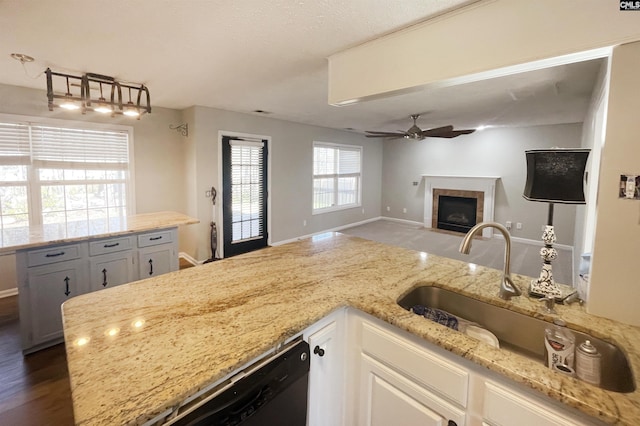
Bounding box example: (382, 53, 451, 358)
(365, 114, 475, 140)
(45, 68, 151, 119)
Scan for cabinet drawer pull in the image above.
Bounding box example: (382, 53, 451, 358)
(46, 251, 65, 258)
(149, 236, 163, 241)
(313, 345, 325, 357)
(102, 268, 108, 287)
(103, 242, 120, 248)
(148, 259, 154, 275)
(64, 276, 71, 296)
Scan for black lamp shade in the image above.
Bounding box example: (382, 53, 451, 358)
(523, 149, 590, 204)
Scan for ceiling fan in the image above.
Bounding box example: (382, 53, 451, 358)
(365, 114, 476, 140)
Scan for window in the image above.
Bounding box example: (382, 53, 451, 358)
(0, 117, 132, 242)
(313, 142, 362, 213)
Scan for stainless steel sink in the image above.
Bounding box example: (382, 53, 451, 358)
(397, 286, 635, 393)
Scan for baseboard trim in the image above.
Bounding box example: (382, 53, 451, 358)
(380, 216, 425, 227)
(179, 252, 200, 266)
(0, 288, 18, 298)
(493, 233, 573, 251)
(271, 216, 382, 246)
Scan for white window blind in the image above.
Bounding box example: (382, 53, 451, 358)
(313, 142, 362, 213)
(0, 122, 31, 165)
(229, 139, 265, 242)
(0, 118, 132, 235)
(30, 125, 129, 169)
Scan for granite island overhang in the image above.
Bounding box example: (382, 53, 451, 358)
(61, 233, 640, 425)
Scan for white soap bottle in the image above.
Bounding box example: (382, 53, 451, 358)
(544, 319, 575, 369)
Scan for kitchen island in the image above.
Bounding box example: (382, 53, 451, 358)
(61, 233, 640, 425)
(3, 211, 198, 353)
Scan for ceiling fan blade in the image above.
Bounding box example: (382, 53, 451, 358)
(429, 129, 476, 139)
(419, 125, 454, 137)
(365, 131, 408, 138)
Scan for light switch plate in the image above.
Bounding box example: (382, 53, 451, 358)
(620, 175, 640, 200)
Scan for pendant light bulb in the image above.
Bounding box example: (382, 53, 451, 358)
(123, 87, 140, 117)
(60, 77, 80, 110)
(94, 82, 112, 113)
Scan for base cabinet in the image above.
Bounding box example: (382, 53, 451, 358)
(17, 227, 179, 353)
(26, 259, 87, 347)
(304, 309, 345, 426)
(343, 309, 604, 426)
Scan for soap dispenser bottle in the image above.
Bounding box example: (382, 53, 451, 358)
(544, 319, 575, 369)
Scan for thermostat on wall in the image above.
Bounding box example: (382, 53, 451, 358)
(619, 175, 640, 200)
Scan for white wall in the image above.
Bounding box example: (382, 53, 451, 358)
(588, 42, 640, 326)
(381, 123, 583, 244)
(0, 83, 187, 293)
(183, 106, 383, 262)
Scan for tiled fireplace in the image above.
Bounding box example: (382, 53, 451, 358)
(423, 175, 500, 238)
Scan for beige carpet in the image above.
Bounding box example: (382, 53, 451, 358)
(341, 219, 574, 286)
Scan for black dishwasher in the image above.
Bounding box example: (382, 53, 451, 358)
(168, 340, 310, 426)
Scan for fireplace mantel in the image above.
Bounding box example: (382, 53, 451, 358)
(422, 175, 500, 238)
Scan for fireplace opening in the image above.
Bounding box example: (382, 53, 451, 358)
(437, 195, 478, 234)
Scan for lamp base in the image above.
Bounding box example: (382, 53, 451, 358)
(529, 264, 562, 298)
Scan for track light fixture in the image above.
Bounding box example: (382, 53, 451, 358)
(45, 68, 151, 119)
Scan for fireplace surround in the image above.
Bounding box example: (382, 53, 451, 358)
(423, 175, 499, 238)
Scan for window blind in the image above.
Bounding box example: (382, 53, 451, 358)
(0, 122, 31, 165)
(30, 125, 129, 169)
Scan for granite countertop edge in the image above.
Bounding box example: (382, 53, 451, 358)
(61, 233, 640, 426)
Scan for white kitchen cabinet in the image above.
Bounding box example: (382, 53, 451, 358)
(304, 309, 346, 426)
(137, 229, 178, 278)
(89, 251, 135, 291)
(22, 258, 88, 350)
(360, 354, 465, 426)
(345, 309, 604, 426)
(481, 380, 597, 426)
(17, 227, 180, 353)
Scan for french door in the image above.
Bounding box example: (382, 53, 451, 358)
(221, 135, 268, 257)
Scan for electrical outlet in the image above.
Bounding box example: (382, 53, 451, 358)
(505, 221, 512, 230)
(386, 206, 390, 212)
(362, 208, 365, 214)
(303, 220, 307, 227)
(516, 222, 523, 230)
(402, 208, 407, 213)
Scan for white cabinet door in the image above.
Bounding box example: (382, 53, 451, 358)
(306, 315, 344, 426)
(359, 354, 465, 426)
(27, 260, 86, 346)
(138, 245, 174, 278)
(89, 251, 134, 291)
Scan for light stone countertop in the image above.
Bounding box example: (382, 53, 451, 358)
(61, 233, 640, 425)
(0, 211, 199, 253)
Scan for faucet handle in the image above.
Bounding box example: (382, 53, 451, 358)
(538, 296, 557, 314)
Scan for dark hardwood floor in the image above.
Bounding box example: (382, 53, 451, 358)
(0, 295, 75, 425)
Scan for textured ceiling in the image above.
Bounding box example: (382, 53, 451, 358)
(0, 0, 602, 133)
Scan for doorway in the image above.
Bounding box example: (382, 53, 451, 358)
(221, 135, 269, 257)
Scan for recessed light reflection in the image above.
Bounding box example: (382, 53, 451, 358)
(468, 263, 477, 272)
(419, 252, 428, 261)
(74, 337, 90, 347)
(132, 319, 145, 329)
(105, 327, 120, 337)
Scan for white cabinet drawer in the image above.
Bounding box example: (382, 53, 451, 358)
(361, 321, 469, 408)
(26, 244, 82, 267)
(89, 236, 134, 256)
(483, 381, 594, 426)
(137, 230, 174, 247)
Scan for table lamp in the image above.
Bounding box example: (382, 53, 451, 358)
(523, 148, 590, 298)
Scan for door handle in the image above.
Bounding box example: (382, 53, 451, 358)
(102, 268, 108, 287)
(148, 258, 153, 275)
(64, 276, 71, 296)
